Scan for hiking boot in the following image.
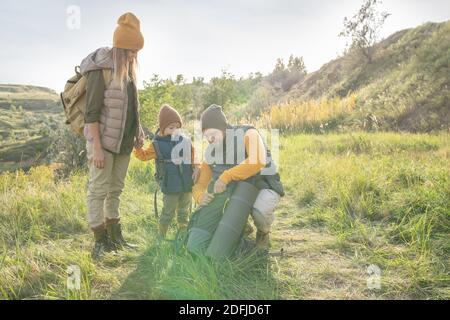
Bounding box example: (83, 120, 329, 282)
(256, 230, 270, 251)
(244, 221, 254, 236)
(91, 227, 114, 260)
(234, 238, 257, 257)
(106, 223, 138, 250)
(177, 222, 188, 234)
(175, 223, 188, 241)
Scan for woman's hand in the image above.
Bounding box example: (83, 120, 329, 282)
(134, 140, 144, 150)
(134, 136, 144, 149)
(135, 139, 144, 149)
(192, 166, 201, 184)
(199, 193, 214, 206)
(93, 146, 105, 169)
(87, 122, 105, 169)
(213, 179, 227, 194)
(134, 126, 145, 149)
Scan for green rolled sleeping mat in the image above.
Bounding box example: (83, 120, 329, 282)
(205, 181, 260, 259)
(186, 191, 230, 254)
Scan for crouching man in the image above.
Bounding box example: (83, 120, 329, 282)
(189, 104, 285, 254)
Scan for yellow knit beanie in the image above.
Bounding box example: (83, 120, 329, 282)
(113, 12, 144, 50)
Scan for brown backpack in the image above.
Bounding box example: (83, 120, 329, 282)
(60, 66, 111, 136)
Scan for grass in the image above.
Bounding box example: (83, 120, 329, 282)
(261, 94, 357, 133)
(0, 132, 449, 300)
(283, 21, 450, 132)
(0, 85, 62, 172)
(277, 132, 449, 299)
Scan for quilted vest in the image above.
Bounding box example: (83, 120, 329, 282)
(99, 74, 141, 154)
(205, 125, 273, 190)
(153, 134, 194, 194)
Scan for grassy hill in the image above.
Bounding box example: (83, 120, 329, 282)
(261, 21, 450, 133)
(0, 21, 448, 301)
(0, 132, 448, 299)
(0, 84, 62, 172)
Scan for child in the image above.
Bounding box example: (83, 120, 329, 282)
(134, 104, 200, 238)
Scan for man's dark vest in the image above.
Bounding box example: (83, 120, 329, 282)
(206, 125, 285, 196)
(152, 133, 194, 194)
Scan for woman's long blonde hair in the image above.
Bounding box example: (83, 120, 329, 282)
(111, 47, 138, 89)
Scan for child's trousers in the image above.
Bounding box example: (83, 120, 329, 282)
(160, 192, 192, 227)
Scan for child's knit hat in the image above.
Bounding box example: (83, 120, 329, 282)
(159, 104, 182, 134)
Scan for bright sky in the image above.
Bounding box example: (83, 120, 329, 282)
(0, 0, 449, 92)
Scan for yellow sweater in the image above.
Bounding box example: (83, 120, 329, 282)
(192, 128, 267, 204)
(134, 137, 198, 164)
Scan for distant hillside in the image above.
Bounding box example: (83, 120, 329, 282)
(0, 84, 56, 95)
(0, 84, 61, 113)
(0, 84, 62, 172)
(276, 21, 450, 132)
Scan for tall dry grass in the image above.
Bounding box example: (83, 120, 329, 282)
(254, 94, 357, 132)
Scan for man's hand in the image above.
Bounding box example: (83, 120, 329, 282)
(199, 193, 214, 206)
(93, 146, 105, 169)
(192, 166, 201, 184)
(213, 179, 227, 194)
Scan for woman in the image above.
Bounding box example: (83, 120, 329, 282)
(80, 12, 145, 260)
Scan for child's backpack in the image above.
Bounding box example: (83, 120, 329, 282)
(150, 130, 194, 219)
(60, 66, 111, 136)
(150, 129, 175, 219)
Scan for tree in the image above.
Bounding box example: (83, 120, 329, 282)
(175, 74, 185, 85)
(139, 74, 197, 128)
(138, 69, 265, 125)
(139, 74, 177, 129)
(339, 0, 391, 63)
(245, 86, 276, 116)
(46, 125, 88, 178)
(235, 73, 264, 105)
(273, 58, 286, 73)
(269, 56, 307, 92)
(192, 77, 205, 86)
(173, 75, 193, 117)
(288, 55, 307, 73)
(202, 69, 237, 110)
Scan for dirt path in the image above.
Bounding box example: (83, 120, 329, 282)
(269, 197, 376, 300)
